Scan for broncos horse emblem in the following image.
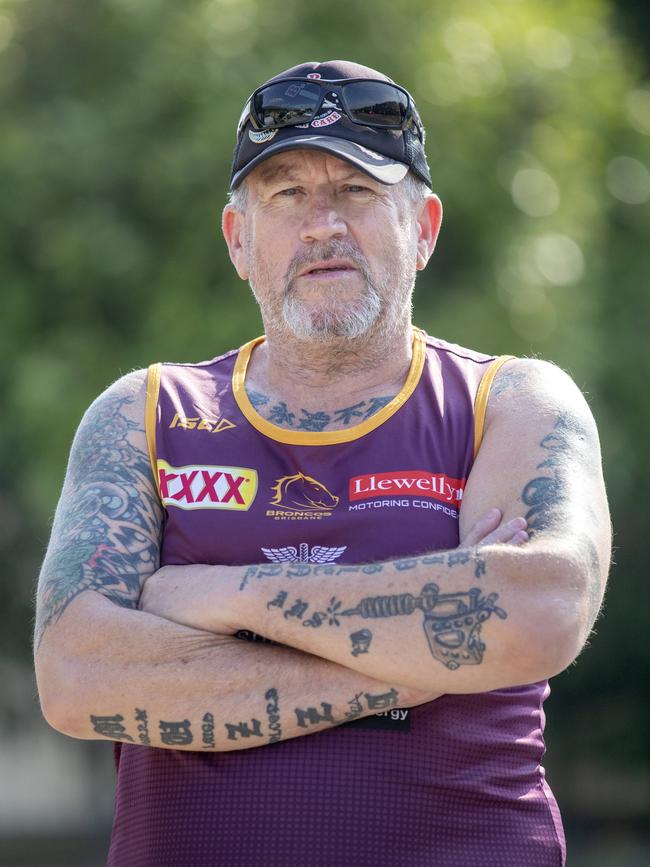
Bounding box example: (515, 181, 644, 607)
(270, 473, 339, 512)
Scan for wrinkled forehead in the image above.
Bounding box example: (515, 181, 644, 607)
(247, 150, 375, 189)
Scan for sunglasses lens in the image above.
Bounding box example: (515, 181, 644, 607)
(344, 82, 408, 127)
(253, 82, 322, 128)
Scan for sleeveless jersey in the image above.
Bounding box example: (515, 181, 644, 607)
(108, 329, 566, 867)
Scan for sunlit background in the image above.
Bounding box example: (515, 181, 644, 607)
(0, 0, 648, 864)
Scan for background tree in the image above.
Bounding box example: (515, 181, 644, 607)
(0, 0, 648, 862)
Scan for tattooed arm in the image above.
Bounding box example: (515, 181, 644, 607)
(142, 359, 611, 694)
(33, 372, 437, 749)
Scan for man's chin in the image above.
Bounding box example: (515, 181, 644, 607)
(282, 291, 382, 342)
(283, 308, 378, 342)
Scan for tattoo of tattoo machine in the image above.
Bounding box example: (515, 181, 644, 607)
(341, 584, 507, 670)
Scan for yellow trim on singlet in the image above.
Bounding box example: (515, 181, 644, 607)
(232, 328, 427, 446)
(145, 363, 162, 498)
(473, 355, 516, 459)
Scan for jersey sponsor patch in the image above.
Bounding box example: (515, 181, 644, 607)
(349, 471, 465, 508)
(157, 460, 258, 511)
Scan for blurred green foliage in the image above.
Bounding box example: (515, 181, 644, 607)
(0, 0, 648, 826)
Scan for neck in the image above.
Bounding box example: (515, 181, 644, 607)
(246, 319, 414, 410)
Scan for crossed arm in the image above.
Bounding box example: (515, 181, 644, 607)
(34, 359, 610, 751)
(140, 360, 610, 694)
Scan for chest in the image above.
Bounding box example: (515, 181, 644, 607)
(157, 404, 472, 567)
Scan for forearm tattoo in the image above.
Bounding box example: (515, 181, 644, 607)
(266, 582, 506, 670)
(242, 549, 486, 591)
(88, 686, 401, 747)
(35, 395, 161, 645)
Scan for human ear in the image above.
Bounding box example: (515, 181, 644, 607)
(416, 194, 443, 270)
(222, 205, 249, 280)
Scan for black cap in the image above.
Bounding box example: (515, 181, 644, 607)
(230, 60, 432, 190)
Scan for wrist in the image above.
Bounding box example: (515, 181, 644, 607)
(206, 565, 253, 635)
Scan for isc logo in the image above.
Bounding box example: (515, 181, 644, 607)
(169, 413, 236, 434)
(157, 460, 258, 511)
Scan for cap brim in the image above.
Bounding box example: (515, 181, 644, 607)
(231, 135, 409, 189)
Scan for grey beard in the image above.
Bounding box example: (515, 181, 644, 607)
(280, 239, 383, 341)
(248, 238, 415, 343)
(281, 279, 383, 341)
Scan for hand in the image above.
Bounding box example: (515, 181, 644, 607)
(460, 508, 528, 548)
(139, 564, 239, 635)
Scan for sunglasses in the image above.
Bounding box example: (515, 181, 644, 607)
(238, 78, 423, 141)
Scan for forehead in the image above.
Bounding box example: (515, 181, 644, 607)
(249, 150, 374, 187)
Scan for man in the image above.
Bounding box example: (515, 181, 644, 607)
(34, 60, 610, 866)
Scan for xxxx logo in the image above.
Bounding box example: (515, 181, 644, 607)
(169, 412, 236, 434)
(157, 460, 257, 511)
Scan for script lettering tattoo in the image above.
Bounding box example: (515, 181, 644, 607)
(268, 401, 295, 427)
(90, 713, 134, 742)
(333, 401, 365, 425)
(344, 692, 365, 721)
(393, 557, 419, 571)
(35, 394, 161, 646)
(284, 598, 309, 620)
(303, 597, 343, 627)
(267, 590, 288, 610)
(202, 712, 216, 748)
(247, 389, 270, 409)
(248, 549, 486, 594)
(134, 708, 151, 745)
(363, 395, 393, 418)
(239, 563, 282, 591)
(159, 719, 193, 746)
(365, 688, 399, 710)
(294, 703, 335, 728)
(297, 409, 331, 432)
(265, 688, 283, 744)
(246, 392, 394, 430)
(224, 719, 263, 741)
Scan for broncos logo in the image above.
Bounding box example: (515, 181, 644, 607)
(270, 473, 339, 512)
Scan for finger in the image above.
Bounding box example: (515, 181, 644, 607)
(477, 516, 528, 547)
(509, 529, 529, 545)
(460, 508, 502, 547)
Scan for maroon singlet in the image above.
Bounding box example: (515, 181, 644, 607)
(108, 329, 566, 866)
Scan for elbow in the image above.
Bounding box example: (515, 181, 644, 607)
(518, 558, 594, 681)
(523, 612, 584, 682)
(35, 650, 92, 739)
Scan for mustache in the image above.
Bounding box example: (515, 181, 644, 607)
(285, 241, 371, 285)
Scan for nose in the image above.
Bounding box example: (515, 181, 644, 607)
(299, 197, 348, 243)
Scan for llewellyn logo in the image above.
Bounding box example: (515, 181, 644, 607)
(349, 471, 465, 508)
(158, 460, 257, 511)
(169, 412, 236, 435)
(261, 543, 346, 563)
(266, 473, 339, 521)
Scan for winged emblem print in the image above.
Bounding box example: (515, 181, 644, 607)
(261, 543, 347, 563)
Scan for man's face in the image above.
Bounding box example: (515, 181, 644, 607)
(225, 150, 435, 343)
